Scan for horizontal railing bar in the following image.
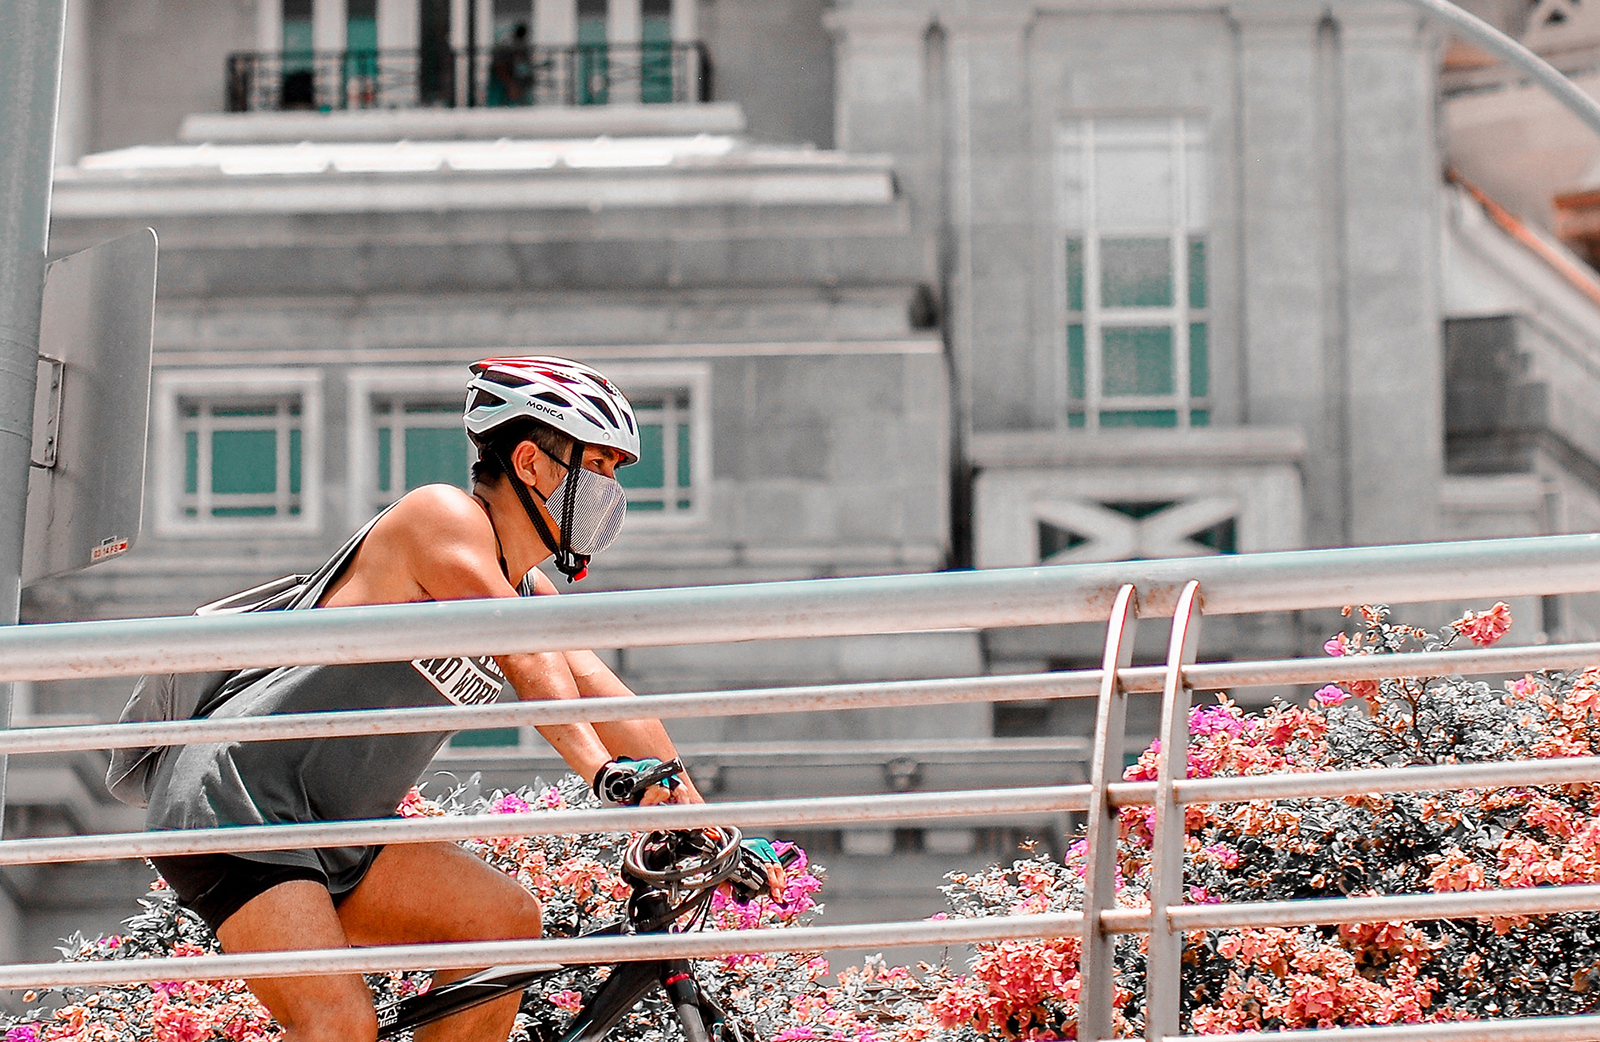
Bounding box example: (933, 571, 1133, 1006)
(8, 534, 1600, 682)
(0, 786, 1090, 866)
(1171, 756, 1600, 805)
(12, 633, 1600, 757)
(1176, 1012, 1600, 1042)
(0, 673, 1097, 756)
(1168, 883, 1600, 931)
(0, 912, 1085, 989)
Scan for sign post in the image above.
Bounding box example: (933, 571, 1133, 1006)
(0, 0, 70, 819)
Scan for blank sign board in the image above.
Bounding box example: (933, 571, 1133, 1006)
(22, 229, 158, 587)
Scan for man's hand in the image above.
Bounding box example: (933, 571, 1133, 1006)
(593, 757, 683, 807)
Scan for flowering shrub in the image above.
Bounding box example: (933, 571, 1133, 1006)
(0, 776, 830, 1042)
(13, 601, 1600, 1040)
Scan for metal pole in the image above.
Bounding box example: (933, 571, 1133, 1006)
(1078, 585, 1138, 1042)
(0, 0, 67, 823)
(1395, 0, 1600, 139)
(1145, 581, 1202, 1042)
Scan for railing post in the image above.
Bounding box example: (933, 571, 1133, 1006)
(1078, 583, 1138, 1042)
(1146, 580, 1202, 1041)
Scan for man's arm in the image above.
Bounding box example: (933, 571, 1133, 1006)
(523, 569, 704, 803)
(392, 490, 619, 794)
(396, 488, 699, 805)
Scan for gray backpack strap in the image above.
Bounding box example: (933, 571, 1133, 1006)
(287, 503, 397, 610)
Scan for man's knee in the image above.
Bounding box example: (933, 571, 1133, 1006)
(285, 1000, 378, 1042)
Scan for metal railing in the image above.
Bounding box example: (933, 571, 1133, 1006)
(11, 533, 1600, 1041)
(224, 42, 711, 114)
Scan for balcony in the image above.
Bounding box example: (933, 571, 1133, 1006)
(225, 42, 711, 113)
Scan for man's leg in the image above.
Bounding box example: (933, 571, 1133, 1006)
(215, 880, 380, 1042)
(337, 842, 544, 1042)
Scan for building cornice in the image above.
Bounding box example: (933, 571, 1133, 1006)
(970, 428, 1308, 469)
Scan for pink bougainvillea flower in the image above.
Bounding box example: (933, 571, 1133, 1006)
(4, 1025, 40, 1042)
(1313, 685, 1350, 707)
(548, 989, 584, 1014)
(1451, 602, 1513, 647)
(1324, 635, 1347, 657)
(489, 793, 531, 815)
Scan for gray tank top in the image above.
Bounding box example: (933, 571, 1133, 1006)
(144, 510, 516, 894)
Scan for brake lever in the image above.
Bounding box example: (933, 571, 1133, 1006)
(625, 758, 685, 803)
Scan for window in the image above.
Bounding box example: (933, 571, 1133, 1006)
(155, 370, 323, 535)
(1058, 116, 1209, 430)
(622, 388, 696, 515)
(371, 396, 474, 508)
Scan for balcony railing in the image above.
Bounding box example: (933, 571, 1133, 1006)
(224, 42, 711, 114)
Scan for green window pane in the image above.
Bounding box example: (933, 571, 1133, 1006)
(1190, 322, 1209, 398)
(1102, 327, 1174, 396)
(377, 426, 392, 493)
(1191, 409, 1211, 427)
(1189, 237, 1207, 309)
(1100, 409, 1178, 428)
(184, 431, 198, 495)
(676, 422, 691, 489)
(289, 427, 302, 495)
(631, 501, 666, 511)
(404, 426, 469, 490)
(213, 505, 278, 517)
(1067, 412, 1085, 429)
(1065, 239, 1084, 312)
(1101, 238, 1172, 308)
(211, 429, 277, 495)
(620, 423, 665, 490)
(451, 728, 521, 748)
(676, 499, 691, 509)
(347, 15, 378, 52)
(1067, 324, 1085, 401)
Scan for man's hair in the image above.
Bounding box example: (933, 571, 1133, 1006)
(470, 419, 576, 486)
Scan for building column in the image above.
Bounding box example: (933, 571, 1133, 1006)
(1332, 2, 1442, 545)
(257, 0, 282, 52)
(938, 12, 1037, 432)
(377, 0, 418, 48)
(313, 0, 346, 51)
(1227, 2, 1336, 544)
(537, 0, 576, 46)
(669, 0, 694, 42)
(609, 0, 641, 102)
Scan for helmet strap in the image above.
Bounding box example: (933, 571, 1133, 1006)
(489, 441, 591, 583)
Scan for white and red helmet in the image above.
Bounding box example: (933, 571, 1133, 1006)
(465, 355, 640, 465)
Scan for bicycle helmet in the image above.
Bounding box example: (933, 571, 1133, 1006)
(465, 356, 640, 465)
(464, 355, 639, 582)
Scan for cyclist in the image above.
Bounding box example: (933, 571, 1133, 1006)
(144, 356, 704, 1042)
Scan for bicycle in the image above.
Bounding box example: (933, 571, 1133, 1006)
(376, 760, 798, 1042)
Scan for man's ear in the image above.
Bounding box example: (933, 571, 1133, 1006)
(510, 439, 542, 486)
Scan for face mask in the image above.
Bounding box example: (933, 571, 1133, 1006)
(545, 464, 627, 555)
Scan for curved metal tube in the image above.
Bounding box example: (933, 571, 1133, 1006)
(1400, 0, 1600, 137)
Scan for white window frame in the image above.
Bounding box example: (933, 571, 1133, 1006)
(345, 361, 711, 530)
(153, 368, 324, 537)
(346, 366, 474, 527)
(610, 362, 711, 527)
(1055, 115, 1209, 432)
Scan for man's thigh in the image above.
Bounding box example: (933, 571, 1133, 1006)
(337, 842, 542, 947)
(215, 879, 378, 1037)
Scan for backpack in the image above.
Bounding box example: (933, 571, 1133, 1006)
(105, 508, 392, 808)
